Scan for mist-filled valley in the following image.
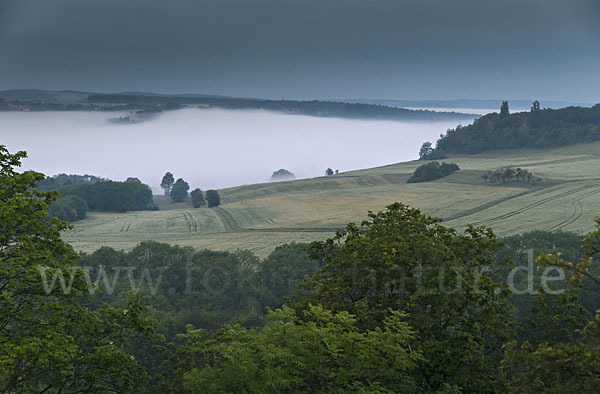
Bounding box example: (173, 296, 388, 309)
(0, 108, 473, 191)
(2, 0, 599, 391)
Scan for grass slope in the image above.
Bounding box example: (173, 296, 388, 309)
(63, 142, 600, 257)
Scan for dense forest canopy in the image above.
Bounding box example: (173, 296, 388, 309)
(429, 103, 600, 156)
(60, 177, 156, 212)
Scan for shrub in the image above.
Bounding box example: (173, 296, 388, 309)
(407, 161, 459, 183)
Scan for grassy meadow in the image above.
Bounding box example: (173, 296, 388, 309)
(63, 141, 600, 257)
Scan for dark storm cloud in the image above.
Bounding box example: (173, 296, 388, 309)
(0, 0, 598, 102)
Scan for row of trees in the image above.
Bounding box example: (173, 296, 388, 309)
(483, 167, 541, 184)
(161, 172, 221, 207)
(37, 173, 104, 192)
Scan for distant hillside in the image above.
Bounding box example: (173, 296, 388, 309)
(429, 104, 600, 156)
(0, 89, 93, 102)
(87, 94, 476, 121)
(0, 89, 476, 121)
(63, 141, 600, 256)
(336, 98, 593, 111)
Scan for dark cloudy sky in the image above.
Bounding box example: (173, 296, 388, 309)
(0, 0, 598, 101)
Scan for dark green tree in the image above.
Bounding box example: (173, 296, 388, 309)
(160, 172, 175, 195)
(0, 146, 159, 393)
(325, 168, 334, 176)
(418, 141, 433, 159)
(500, 100, 510, 116)
(48, 195, 88, 222)
(177, 306, 421, 393)
(500, 219, 600, 393)
(292, 203, 514, 392)
(531, 100, 541, 112)
(170, 178, 189, 203)
(258, 243, 320, 306)
(190, 188, 205, 208)
(206, 189, 221, 207)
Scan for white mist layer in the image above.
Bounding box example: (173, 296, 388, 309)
(0, 109, 474, 192)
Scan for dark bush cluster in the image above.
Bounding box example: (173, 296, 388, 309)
(483, 167, 541, 185)
(407, 161, 460, 183)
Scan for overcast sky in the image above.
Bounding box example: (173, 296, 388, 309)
(0, 0, 598, 102)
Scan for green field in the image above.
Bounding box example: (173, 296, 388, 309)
(64, 142, 600, 257)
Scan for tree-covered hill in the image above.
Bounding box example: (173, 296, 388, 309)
(87, 93, 476, 121)
(429, 103, 600, 156)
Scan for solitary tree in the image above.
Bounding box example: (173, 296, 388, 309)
(206, 189, 221, 207)
(418, 142, 433, 160)
(190, 188, 205, 208)
(325, 168, 334, 176)
(531, 100, 541, 112)
(170, 178, 189, 203)
(271, 169, 295, 181)
(500, 101, 510, 116)
(160, 172, 175, 195)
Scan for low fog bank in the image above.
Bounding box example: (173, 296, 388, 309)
(0, 109, 475, 192)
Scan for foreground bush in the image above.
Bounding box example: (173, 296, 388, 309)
(179, 306, 421, 393)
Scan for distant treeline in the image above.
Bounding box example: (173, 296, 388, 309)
(1, 90, 477, 121)
(427, 103, 600, 156)
(87, 94, 475, 121)
(61, 178, 155, 212)
(0, 98, 175, 113)
(40, 174, 156, 221)
(37, 173, 104, 192)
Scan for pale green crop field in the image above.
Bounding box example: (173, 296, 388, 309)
(63, 142, 600, 257)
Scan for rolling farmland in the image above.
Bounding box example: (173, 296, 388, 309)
(63, 142, 600, 257)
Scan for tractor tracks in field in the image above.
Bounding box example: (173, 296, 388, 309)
(546, 187, 600, 232)
(212, 207, 239, 232)
(469, 184, 600, 227)
(181, 211, 198, 233)
(211, 207, 339, 234)
(443, 186, 553, 222)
